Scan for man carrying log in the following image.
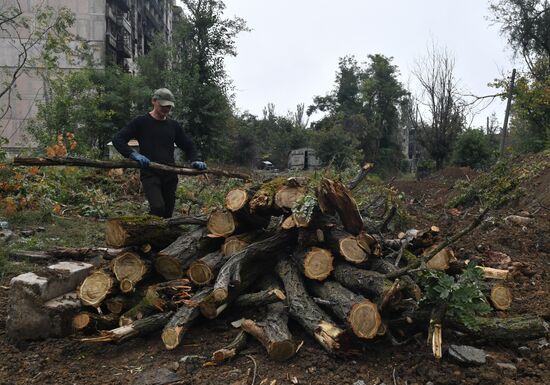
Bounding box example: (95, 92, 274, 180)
(113, 88, 207, 218)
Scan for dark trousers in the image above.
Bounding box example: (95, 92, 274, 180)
(141, 173, 179, 218)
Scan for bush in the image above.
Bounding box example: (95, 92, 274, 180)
(451, 129, 495, 169)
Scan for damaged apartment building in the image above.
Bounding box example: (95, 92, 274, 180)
(0, 0, 180, 157)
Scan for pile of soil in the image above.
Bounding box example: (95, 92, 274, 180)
(1, 155, 549, 385)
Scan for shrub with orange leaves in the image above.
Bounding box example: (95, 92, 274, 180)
(45, 132, 78, 157)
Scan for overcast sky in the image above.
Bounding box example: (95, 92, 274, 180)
(181, 1, 519, 127)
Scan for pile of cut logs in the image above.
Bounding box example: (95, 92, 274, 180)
(73, 176, 547, 361)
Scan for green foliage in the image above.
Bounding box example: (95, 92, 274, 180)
(27, 66, 150, 157)
(420, 264, 492, 330)
(451, 129, 496, 169)
(137, 0, 248, 160)
(447, 153, 550, 209)
(309, 54, 408, 173)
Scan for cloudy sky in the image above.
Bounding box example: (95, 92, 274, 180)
(182, 1, 520, 127)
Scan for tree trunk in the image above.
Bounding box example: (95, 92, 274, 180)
(308, 280, 381, 340)
(484, 283, 513, 311)
(318, 178, 363, 235)
(187, 251, 226, 286)
(72, 312, 119, 333)
(161, 288, 211, 350)
(155, 228, 221, 280)
(111, 251, 150, 293)
(78, 270, 116, 308)
(207, 209, 238, 238)
(241, 301, 297, 361)
(105, 216, 182, 248)
(276, 258, 344, 352)
(81, 312, 174, 344)
(291, 247, 334, 281)
(326, 229, 368, 264)
(332, 261, 397, 305)
(233, 288, 286, 308)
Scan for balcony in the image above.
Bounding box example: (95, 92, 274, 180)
(117, 15, 131, 33)
(105, 32, 117, 48)
(117, 30, 132, 58)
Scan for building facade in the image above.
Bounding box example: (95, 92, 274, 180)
(0, 0, 179, 157)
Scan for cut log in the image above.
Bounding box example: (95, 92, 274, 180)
(370, 258, 422, 301)
(111, 251, 150, 293)
(207, 209, 238, 238)
(241, 301, 297, 361)
(356, 232, 382, 257)
(485, 283, 513, 311)
(161, 288, 212, 350)
(479, 266, 510, 280)
(187, 251, 226, 286)
(225, 188, 252, 212)
(212, 331, 248, 363)
(348, 163, 374, 190)
(274, 185, 305, 211)
(291, 247, 334, 281)
(308, 280, 381, 340)
(104, 294, 142, 315)
(326, 229, 368, 264)
(233, 287, 286, 308)
(425, 246, 456, 271)
(249, 177, 286, 214)
(72, 312, 118, 333)
(105, 216, 182, 248)
(276, 258, 344, 352)
(81, 312, 174, 344)
(318, 178, 363, 235)
(332, 261, 397, 305)
(155, 228, 221, 280)
(210, 231, 296, 304)
(78, 270, 116, 308)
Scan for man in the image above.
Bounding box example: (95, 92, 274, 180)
(113, 88, 207, 218)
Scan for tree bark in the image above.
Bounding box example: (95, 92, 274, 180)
(276, 258, 344, 352)
(155, 228, 221, 280)
(13, 156, 251, 179)
(318, 178, 363, 235)
(161, 288, 212, 350)
(81, 312, 174, 344)
(212, 331, 248, 363)
(242, 301, 297, 361)
(187, 251, 226, 286)
(105, 216, 182, 248)
(72, 312, 119, 333)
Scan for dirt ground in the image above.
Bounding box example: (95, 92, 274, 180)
(1, 157, 549, 385)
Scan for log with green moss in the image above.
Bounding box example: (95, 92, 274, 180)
(105, 215, 182, 248)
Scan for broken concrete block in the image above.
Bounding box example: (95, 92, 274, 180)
(6, 261, 93, 341)
(10, 261, 93, 301)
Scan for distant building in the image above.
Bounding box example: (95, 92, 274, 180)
(288, 148, 322, 170)
(0, 0, 180, 158)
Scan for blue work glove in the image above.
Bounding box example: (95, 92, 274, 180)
(191, 161, 207, 170)
(129, 152, 150, 169)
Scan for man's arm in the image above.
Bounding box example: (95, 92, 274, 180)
(174, 122, 200, 161)
(112, 117, 140, 158)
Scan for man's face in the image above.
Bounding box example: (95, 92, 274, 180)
(152, 98, 173, 119)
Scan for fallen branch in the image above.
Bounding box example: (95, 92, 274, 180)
(13, 156, 252, 180)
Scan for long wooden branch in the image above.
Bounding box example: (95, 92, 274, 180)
(13, 157, 252, 180)
(385, 207, 490, 279)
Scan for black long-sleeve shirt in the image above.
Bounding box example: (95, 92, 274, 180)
(112, 113, 200, 165)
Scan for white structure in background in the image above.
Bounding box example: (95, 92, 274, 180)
(288, 147, 322, 170)
(0, 0, 178, 158)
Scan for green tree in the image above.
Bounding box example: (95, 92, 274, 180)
(28, 66, 150, 156)
(490, 1, 550, 153)
(137, 0, 248, 160)
(451, 129, 495, 169)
